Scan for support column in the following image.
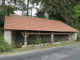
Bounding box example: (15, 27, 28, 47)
(68, 34, 70, 40)
(4, 30, 12, 45)
(24, 34, 27, 45)
(74, 33, 77, 40)
(51, 34, 54, 43)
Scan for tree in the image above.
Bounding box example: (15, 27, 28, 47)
(71, 2, 80, 30)
(0, 0, 16, 26)
(72, 2, 80, 20)
(26, 0, 29, 16)
(17, 0, 26, 15)
(32, 0, 79, 27)
(1, 0, 5, 11)
(0, 11, 5, 26)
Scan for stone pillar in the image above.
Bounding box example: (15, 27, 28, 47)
(74, 33, 77, 40)
(24, 34, 27, 45)
(68, 34, 70, 40)
(51, 34, 54, 43)
(68, 33, 77, 41)
(4, 30, 12, 45)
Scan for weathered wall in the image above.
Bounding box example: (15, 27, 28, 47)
(6, 30, 77, 45)
(11, 30, 51, 45)
(70, 32, 77, 41)
(54, 35, 68, 42)
(4, 30, 12, 45)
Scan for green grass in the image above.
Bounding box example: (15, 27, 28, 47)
(0, 41, 80, 55)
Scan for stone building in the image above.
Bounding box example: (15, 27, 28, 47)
(4, 14, 79, 46)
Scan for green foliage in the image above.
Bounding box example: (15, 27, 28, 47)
(33, 0, 73, 25)
(0, 35, 13, 52)
(0, 11, 5, 26)
(0, 27, 13, 52)
(71, 2, 80, 30)
(36, 11, 45, 18)
(76, 36, 80, 41)
(32, 0, 80, 30)
(72, 2, 80, 20)
(76, 32, 80, 41)
(58, 39, 61, 42)
(34, 35, 42, 44)
(4, 5, 16, 15)
(11, 37, 15, 47)
(14, 43, 22, 49)
(0, 5, 16, 25)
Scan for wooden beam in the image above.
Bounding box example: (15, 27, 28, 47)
(51, 34, 54, 43)
(54, 33, 71, 35)
(25, 34, 27, 42)
(22, 34, 25, 37)
(21, 32, 52, 35)
(21, 32, 72, 35)
(26, 34, 29, 37)
(24, 34, 27, 45)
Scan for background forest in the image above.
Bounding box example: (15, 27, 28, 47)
(0, 0, 80, 37)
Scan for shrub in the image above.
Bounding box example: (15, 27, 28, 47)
(14, 43, 22, 49)
(11, 37, 15, 47)
(34, 35, 43, 44)
(58, 39, 61, 42)
(76, 36, 80, 41)
(0, 35, 13, 52)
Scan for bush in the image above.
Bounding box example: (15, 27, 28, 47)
(11, 37, 15, 47)
(76, 36, 80, 41)
(14, 43, 22, 49)
(34, 35, 43, 44)
(0, 35, 13, 52)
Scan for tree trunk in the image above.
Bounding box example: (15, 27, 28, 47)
(31, 7, 32, 17)
(2, 0, 5, 11)
(27, 0, 29, 16)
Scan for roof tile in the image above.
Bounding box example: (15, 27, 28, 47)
(4, 14, 79, 32)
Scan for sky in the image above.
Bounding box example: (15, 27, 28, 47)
(14, 5, 40, 16)
(1, 0, 40, 16)
(14, 0, 41, 16)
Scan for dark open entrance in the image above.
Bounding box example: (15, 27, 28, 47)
(11, 30, 71, 45)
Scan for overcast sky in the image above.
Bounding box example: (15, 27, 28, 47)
(0, 0, 40, 16)
(14, 0, 40, 16)
(14, 5, 40, 16)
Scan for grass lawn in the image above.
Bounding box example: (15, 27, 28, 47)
(0, 41, 80, 55)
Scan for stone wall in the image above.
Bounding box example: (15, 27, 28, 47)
(4, 30, 78, 45)
(4, 30, 12, 45)
(54, 35, 68, 42)
(70, 32, 77, 41)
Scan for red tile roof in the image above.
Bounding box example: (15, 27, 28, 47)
(4, 14, 79, 32)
